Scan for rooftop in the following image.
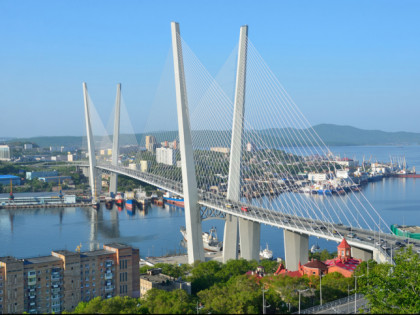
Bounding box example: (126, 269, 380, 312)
(81, 249, 115, 257)
(338, 238, 351, 249)
(104, 243, 131, 250)
(51, 250, 79, 257)
(303, 259, 328, 270)
(0, 175, 19, 179)
(24, 256, 62, 265)
(324, 258, 361, 272)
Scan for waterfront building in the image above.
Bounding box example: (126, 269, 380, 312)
(210, 147, 230, 154)
(24, 144, 33, 150)
(0, 145, 11, 161)
(156, 148, 175, 166)
(145, 136, 156, 152)
(139, 268, 191, 297)
(0, 243, 139, 314)
(26, 171, 58, 181)
(0, 175, 21, 186)
(334, 158, 358, 169)
(307, 172, 333, 182)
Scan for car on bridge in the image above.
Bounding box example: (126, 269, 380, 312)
(225, 203, 237, 209)
(347, 233, 356, 238)
(241, 206, 249, 212)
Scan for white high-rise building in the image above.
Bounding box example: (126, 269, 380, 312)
(156, 147, 176, 166)
(0, 145, 11, 161)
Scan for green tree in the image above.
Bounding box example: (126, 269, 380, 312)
(69, 296, 147, 314)
(198, 275, 262, 314)
(356, 246, 420, 314)
(141, 289, 196, 314)
(188, 260, 223, 294)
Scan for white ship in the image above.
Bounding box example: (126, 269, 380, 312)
(259, 243, 273, 260)
(311, 243, 321, 253)
(180, 226, 223, 252)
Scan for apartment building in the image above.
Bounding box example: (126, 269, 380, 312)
(0, 243, 139, 314)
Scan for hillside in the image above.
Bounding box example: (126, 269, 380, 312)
(6, 124, 420, 148)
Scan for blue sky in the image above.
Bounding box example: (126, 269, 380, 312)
(1, 0, 420, 137)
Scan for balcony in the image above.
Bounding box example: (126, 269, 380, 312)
(28, 271, 36, 277)
(29, 294, 36, 299)
(105, 285, 114, 292)
(51, 275, 60, 281)
(51, 287, 61, 294)
(104, 273, 112, 280)
(105, 261, 113, 268)
(28, 279, 36, 286)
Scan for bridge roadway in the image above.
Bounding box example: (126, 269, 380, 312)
(96, 163, 420, 261)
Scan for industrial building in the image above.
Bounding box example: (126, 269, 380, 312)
(0, 243, 139, 314)
(26, 171, 58, 181)
(0, 145, 11, 161)
(0, 175, 21, 186)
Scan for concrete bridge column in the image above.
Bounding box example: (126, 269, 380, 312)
(352, 246, 373, 261)
(82, 82, 98, 201)
(223, 25, 250, 262)
(284, 229, 309, 270)
(239, 218, 260, 261)
(109, 83, 121, 195)
(171, 22, 204, 264)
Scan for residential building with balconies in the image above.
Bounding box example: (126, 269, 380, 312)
(0, 243, 139, 314)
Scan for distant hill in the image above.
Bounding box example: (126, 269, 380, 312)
(6, 124, 420, 148)
(312, 124, 420, 146)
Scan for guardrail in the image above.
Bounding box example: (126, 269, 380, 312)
(296, 293, 366, 314)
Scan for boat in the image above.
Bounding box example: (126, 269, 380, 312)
(259, 243, 273, 260)
(115, 193, 124, 206)
(105, 196, 113, 209)
(163, 192, 184, 207)
(310, 243, 321, 253)
(368, 171, 384, 182)
(125, 199, 135, 211)
(180, 226, 222, 252)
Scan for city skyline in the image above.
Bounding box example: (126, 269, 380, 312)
(1, 0, 420, 138)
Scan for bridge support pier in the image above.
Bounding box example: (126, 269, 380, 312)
(109, 83, 121, 195)
(352, 247, 373, 261)
(239, 218, 260, 261)
(284, 229, 309, 270)
(223, 215, 239, 261)
(171, 22, 204, 264)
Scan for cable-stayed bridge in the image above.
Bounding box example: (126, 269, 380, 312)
(80, 22, 418, 268)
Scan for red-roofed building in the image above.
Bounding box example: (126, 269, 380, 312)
(275, 238, 361, 278)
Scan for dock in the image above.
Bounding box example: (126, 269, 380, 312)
(0, 202, 95, 210)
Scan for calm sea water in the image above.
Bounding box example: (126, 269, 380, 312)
(1, 145, 419, 260)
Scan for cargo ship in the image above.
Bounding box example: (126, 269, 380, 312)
(180, 226, 222, 252)
(163, 192, 184, 207)
(391, 224, 420, 240)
